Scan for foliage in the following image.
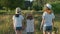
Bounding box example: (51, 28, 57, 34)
(51, 1, 60, 13)
(0, 0, 24, 10)
(0, 10, 60, 34)
(32, 5, 42, 11)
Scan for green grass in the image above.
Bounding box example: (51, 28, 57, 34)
(0, 10, 60, 34)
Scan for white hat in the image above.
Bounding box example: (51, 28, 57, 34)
(15, 7, 21, 14)
(45, 3, 52, 9)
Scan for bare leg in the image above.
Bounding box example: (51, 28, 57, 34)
(19, 30, 22, 34)
(48, 31, 52, 34)
(15, 30, 22, 34)
(43, 31, 47, 34)
(14, 27, 22, 34)
(15, 30, 19, 34)
(15, 29, 17, 34)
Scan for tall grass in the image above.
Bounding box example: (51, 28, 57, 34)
(0, 10, 60, 34)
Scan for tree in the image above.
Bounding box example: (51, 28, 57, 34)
(0, 0, 24, 10)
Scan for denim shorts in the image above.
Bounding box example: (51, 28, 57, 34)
(16, 27, 22, 31)
(43, 26, 52, 32)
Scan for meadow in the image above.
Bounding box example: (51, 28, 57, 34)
(0, 10, 60, 34)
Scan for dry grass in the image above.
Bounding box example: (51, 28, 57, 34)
(0, 10, 60, 34)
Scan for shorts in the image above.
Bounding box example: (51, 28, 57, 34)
(27, 32, 34, 34)
(16, 27, 22, 31)
(43, 26, 52, 32)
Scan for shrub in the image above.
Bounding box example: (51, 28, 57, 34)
(33, 5, 42, 11)
(32, 2, 42, 11)
(51, 1, 60, 14)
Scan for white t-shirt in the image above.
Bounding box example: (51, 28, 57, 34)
(26, 19, 34, 32)
(13, 15, 24, 27)
(42, 12, 55, 26)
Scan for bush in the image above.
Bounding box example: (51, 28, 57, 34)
(33, 5, 42, 11)
(0, 5, 3, 10)
(51, 1, 60, 14)
(32, 2, 42, 11)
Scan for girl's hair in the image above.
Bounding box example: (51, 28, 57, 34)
(43, 7, 50, 11)
(43, 7, 53, 13)
(15, 14, 19, 17)
(26, 14, 33, 20)
(43, 3, 52, 13)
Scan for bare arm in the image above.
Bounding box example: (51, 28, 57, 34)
(22, 18, 26, 30)
(40, 18, 45, 30)
(52, 19, 55, 27)
(34, 19, 36, 32)
(52, 13, 55, 27)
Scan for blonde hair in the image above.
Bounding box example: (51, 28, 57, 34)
(42, 7, 53, 14)
(43, 3, 52, 12)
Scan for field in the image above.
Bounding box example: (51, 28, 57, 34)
(0, 10, 60, 34)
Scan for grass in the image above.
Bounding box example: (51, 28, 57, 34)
(0, 10, 60, 34)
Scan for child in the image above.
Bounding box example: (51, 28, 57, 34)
(12, 7, 24, 34)
(26, 14, 35, 34)
(40, 3, 55, 34)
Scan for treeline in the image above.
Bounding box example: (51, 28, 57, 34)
(0, 0, 60, 12)
(0, 0, 24, 10)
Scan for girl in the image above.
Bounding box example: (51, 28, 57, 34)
(26, 14, 35, 34)
(12, 7, 24, 34)
(40, 3, 55, 34)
